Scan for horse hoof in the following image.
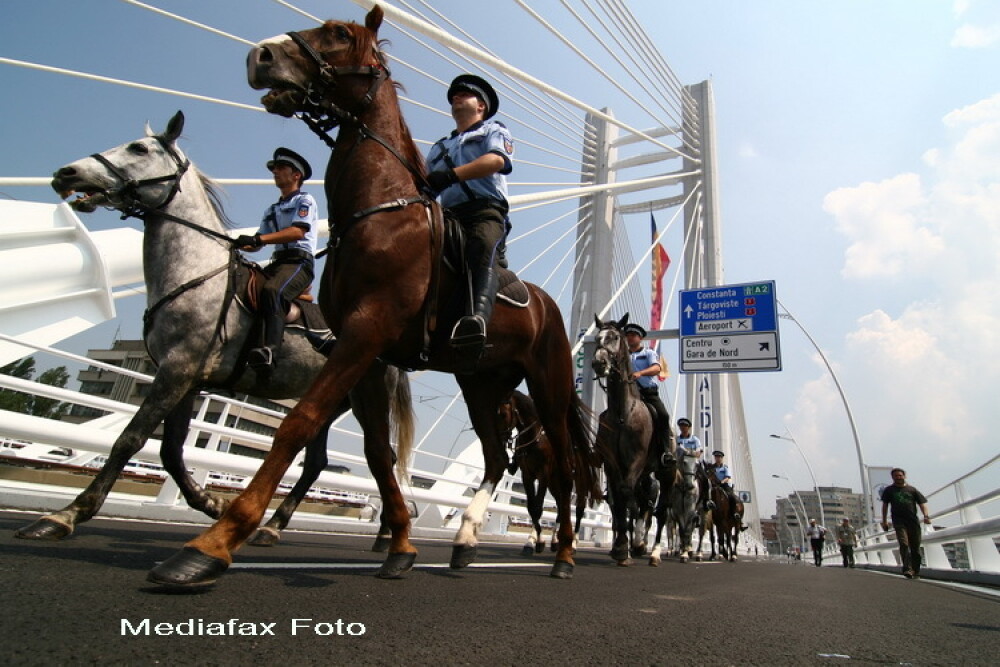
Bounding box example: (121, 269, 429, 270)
(649, 557, 660, 567)
(248, 527, 280, 547)
(616, 558, 632, 567)
(14, 516, 73, 540)
(375, 552, 416, 579)
(550, 561, 574, 579)
(550, 542, 557, 553)
(371, 535, 391, 553)
(147, 547, 228, 588)
(680, 556, 689, 563)
(535, 542, 546, 554)
(450, 544, 478, 569)
(631, 545, 647, 558)
(521, 544, 535, 557)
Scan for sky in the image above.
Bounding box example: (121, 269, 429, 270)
(1, 0, 999, 520)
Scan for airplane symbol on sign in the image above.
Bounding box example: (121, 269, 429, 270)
(738, 320, 749, 329)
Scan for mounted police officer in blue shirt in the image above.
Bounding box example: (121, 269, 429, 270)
(235, 147, 318, 370)
(623, 322, 674, 468)
(424, 74, 514, 362)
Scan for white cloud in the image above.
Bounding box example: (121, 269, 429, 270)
(815, 92, 1000, 484)
(823, 174, 943, 280)
(738, 142, 758, 159)
(951, 22, 1000, 48)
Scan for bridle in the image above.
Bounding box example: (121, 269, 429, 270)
(285, 30, 389, 133)
(593, 326, 634, 393)
(88, 137, 239, 353)
(282, 28, 432, 221)
(89, 136, 191, 222)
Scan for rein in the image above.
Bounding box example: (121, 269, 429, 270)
(284, 28, 441, 363)
(284, 30, 432, 211)
(90, 140, 240, 355)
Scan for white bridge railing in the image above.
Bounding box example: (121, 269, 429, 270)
(846, 456, 1000, 580)
(0, 338, 615, 543)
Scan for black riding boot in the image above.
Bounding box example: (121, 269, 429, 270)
(450, 264, 498, 351)
(249, 312, 285, 369)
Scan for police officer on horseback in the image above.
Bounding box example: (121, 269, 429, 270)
(708, 450, 748, 531)
(235, 147, 318, 370)
(676, 417, 712, 511)
(623, 322, 673, 469)
(424, 74, 514, 362)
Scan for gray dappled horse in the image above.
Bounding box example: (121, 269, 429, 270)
(591, 314, 663, 566)
(668, 449, 703, 563)
(16, 111, 412, 545)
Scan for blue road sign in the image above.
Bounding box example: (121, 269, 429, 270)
(679, 281, 781, 373)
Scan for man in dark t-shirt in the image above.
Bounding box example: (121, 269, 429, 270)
(880, 468, 932, 579)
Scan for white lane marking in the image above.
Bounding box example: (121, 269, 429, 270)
(227, 561, 553, 570)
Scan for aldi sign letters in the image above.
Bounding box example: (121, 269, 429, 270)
(679, 281, 781, 373)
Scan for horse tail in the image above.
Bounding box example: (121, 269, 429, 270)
(567, 391, 603, 504)
(388, 366, 415, 480)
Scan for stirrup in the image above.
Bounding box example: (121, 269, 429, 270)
(450, 315, 486, 349)
(248, 346, 274, 368)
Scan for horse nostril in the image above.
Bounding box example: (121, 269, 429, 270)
(54, 166, 76, 178)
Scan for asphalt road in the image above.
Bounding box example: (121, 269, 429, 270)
(2, 509, 998, 666)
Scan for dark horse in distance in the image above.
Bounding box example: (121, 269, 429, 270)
(149, 5, 599, 586)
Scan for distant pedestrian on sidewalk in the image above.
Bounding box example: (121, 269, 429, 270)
(836, 517, 858, 568)
(805, 518, 828, 567)
(880, 468, 932, 579)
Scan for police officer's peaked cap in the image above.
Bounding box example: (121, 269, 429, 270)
(447, 74, 500, 119)
(712, 450, 725, 457)
(267, 147, 312, 181)
(677, 418, 692, 427)
(622, 323, 647, 338)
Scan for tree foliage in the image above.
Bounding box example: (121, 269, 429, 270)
(0, 357, 72, 420)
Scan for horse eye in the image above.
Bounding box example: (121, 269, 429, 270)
(335, 25, 350, 40)
(128, 142, 149, 155)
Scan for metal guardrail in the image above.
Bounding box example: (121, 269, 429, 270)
(818, 456, 1000, 581)
(0, 363, 615, 542)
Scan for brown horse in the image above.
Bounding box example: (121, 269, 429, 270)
(148, 5, 598, 586)
(710, 482, 744, 562)
(499, 390, 595, 556)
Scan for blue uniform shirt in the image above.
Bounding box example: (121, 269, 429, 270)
(629, 347, 660, 389)
(712, 464, 732, 483)
(256, 190, 318, 257)
(426, 119, 514, 209)
(676, 434, 702, 457)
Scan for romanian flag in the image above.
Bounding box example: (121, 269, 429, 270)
(650, 212, 670, 379)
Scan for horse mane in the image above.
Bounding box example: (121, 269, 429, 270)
(322, 20, 427, 180)
(196, 170, 237, 229)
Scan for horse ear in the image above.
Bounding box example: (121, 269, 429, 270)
(617, 312, 630, 330)
(163, 111, 185, 143)
(365, 5, 384, 35)
(593, 314, 603, 330)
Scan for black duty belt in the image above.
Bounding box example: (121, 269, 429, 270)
(273, 248, 313, 262)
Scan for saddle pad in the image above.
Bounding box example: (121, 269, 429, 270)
(497, 267, 530, 307)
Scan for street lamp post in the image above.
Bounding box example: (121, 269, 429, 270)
(773, 474, 808, 549)
(770, 432, 826, 528)
(777, 303, 873, 528)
